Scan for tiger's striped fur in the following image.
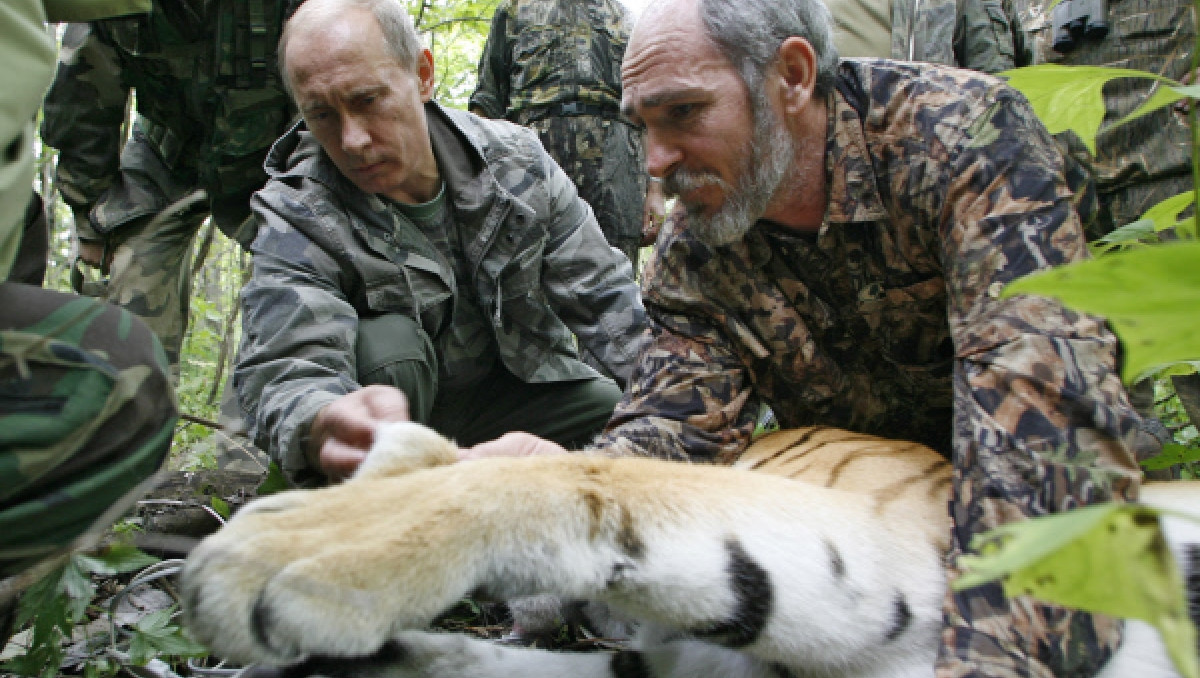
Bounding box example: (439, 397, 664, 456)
(181, 422, 1199, 678)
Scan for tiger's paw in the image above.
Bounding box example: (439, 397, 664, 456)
(182, 422, 468, 664)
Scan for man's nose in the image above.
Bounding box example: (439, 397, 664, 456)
(341, 116, 371, 154)
(644, 128, 682, 181)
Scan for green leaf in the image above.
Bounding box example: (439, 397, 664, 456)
(59, 559, 95, 620)
(211, 496, 231, 520)
(1141, 443, 1200, 470)
(73, 544, 159, 576)
(1090, 190, 1196, 254)
(1090, 218, 1158, 254)
(257, 462, 291, 496)
(127, 608, 210, 665)
(1001, 241, 1200, 383)
(1169, 83, 1200, 99)
(955, 504, 1199, 678)
(1136, 191, 1196, 235)
(1001, 65, 1183, 154)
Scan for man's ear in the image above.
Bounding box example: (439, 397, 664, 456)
(417, 48, 436, 101)
(775, 37, 818, 114)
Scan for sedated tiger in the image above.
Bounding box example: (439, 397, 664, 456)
(182, 422, 1200, 678)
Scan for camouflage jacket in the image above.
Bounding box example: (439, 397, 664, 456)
(899, 0, 1034, 70)
(596, 60, 1143, 673)
(469, 0, 631, 121)
(237, 102, 648, 477)
(1033, 0, 1194, 231)
(40, 0, 294, 238)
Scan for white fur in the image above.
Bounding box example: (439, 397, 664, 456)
(182, 423, 1198, 678)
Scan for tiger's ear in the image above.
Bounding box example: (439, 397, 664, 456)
(353, 422, 459, 480)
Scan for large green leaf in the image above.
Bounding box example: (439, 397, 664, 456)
(955, 504, 1199, 678)
(1001, 241, 1200, 383)
(1001, 65, 1185, 154)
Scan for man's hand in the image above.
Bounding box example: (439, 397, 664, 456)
(459, 432, 567, 461)
(308, 386, 411, 481)
(78, 240, 108, 268)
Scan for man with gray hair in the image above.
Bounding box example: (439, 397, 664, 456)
(478, 0, 1149, 674)
(233, 0, 648, 486)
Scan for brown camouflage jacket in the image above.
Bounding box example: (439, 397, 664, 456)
(469, 0, 630, 121)
(236, 102, 648, 477)
(595, 59, 1144, 676)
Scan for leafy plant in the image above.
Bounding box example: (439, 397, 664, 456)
(954, 62, 1200, 677)
(1, 545, 178, 678)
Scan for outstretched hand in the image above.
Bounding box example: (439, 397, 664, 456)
(460, 432, 567, 461)
(308, 386, 411, 481)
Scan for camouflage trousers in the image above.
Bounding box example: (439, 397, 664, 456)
(79, 204, 233, 378)
(0, 282, 177, 579)
(6, 192, 48, 286)
(356, 313, 622, 449)
(526, 115, 646, 271)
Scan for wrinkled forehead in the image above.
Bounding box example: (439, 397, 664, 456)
(620, 6, 734, 118)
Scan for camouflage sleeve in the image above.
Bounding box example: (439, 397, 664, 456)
(39, 21, 131, 240)
(532, 131, 650, 386)
(468, 1, 514, 119)
(953, 0, 1032, 72)
(234, 186, 362, 484)
(590, 214, 760, 463)
(934, 85, 1141, 676)
(42, 0, 150, 22)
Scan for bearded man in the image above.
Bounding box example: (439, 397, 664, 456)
(475, 0, 1153, 675)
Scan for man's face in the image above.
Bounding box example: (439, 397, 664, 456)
(285, 8, 438, 203)
(621, 3, 795, 246)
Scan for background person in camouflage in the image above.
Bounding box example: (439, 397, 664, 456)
(1, 0, 176, 645)
(474, 0, 1151, 675)
(825, 0, 1033, 71)
(40, 0, 296, 375)
(235, 0, 648, 487)
(469, 0, 662, 273)
(1032, 0, 1193, 238)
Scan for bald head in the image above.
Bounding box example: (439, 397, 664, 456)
(629, 0, 838, 97)
(280, 0, 425, 96)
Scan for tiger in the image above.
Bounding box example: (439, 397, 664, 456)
(181, 422, 1200, 678)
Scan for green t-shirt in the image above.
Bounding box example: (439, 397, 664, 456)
(390, 185, 498, 388)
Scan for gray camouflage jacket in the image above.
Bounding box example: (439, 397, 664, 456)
(899, 0, 1033, 71)
(236, 102, 648, 477)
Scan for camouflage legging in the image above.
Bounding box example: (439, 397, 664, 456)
(0, 283, 177, 579)
(525, 115, 646, 270)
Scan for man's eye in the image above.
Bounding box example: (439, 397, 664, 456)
(668, 104, 695, 121)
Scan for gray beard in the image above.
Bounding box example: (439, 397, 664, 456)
(664, 92, 796, 247)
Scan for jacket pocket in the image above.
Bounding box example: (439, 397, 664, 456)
(209, 88, 292, 159)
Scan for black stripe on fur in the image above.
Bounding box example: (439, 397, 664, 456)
(690, 538, 773, 648)
(612, 650, 653, 678)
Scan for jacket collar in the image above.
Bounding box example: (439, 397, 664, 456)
(822, 84, 889, 225)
